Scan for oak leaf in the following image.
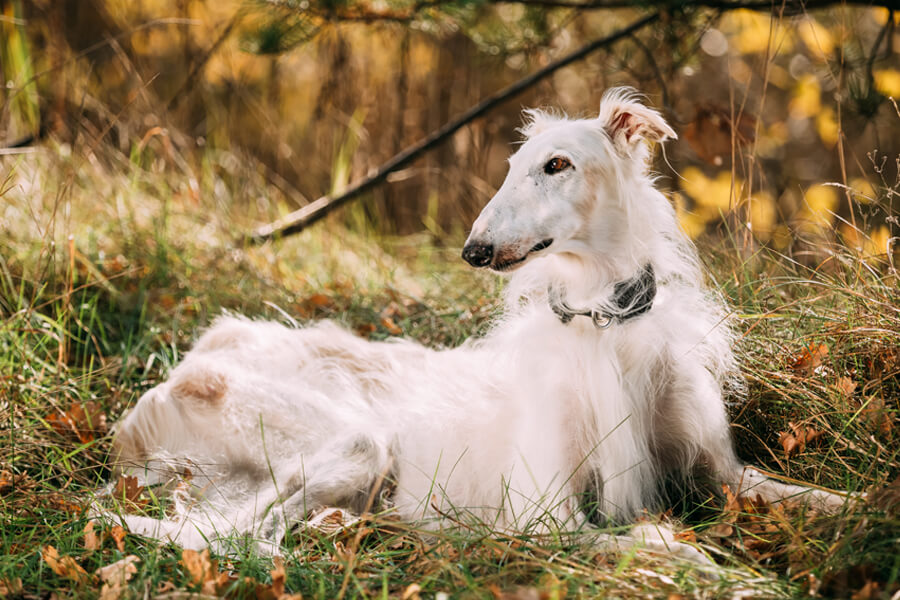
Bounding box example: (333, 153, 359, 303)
(790, 343, 829, 374)
(96, 555, 140, 600)
(42, 546, 95, 585)
(83, 520, 102, 551)
(48, 401, 107, 444)
(111, 525, 127, 552)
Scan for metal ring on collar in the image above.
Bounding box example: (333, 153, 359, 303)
(591, 311, 612, 329)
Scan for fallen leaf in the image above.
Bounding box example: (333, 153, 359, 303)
(868, 476, 900, 516)
(790, 343, 829, 374)
(181, 548, 224, 595)
(779, 430, 801, 457)
(0, 470, 26, 495)
(861, 394, 893, 437)
(270, 557, 285, 598)
(402, 583, 422, 600)
(706, 523, 734, 537)
(112, 475, 147, 510)
(778, 422, 825, 457)
(380, 316, 402, 335)
(307, 294, 331, 308)
(673, 529, 697, 543)
(355, 323, 376, 338)
(96, 555, 139, 585)
(111, 525, 126, 552)
(834, 376, 857, 399)
(42, 546, 94, 585)
(48, 401, 107, 444)
(851, 580, 880, 600)
(84, 520, 102, 551)
(156, 581, 177, 594)
(0, 578, 22, 597)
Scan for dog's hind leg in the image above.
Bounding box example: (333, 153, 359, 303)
(249, 433, 395, 552)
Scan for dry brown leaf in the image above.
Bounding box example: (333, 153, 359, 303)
(779, 431, 801, 457)
(42, 545, 95, 585)
(97, 554, 140, 600)
(401, 583, 422, 600)
(270, 557, 285, 598)
(0, 470, 17, 495)
(355, 323, 376, 338)
(111, 525, 127, 552)
(112, 475, 147, 510)
(0, 470, 32, 496)
(861, 394, 893, 437)
(779, 422, 825, 457)
(868, 476, 900, 516)
(722, 483, 741, 514)
(706, 523, 734, 537)
(0, 578, 22, 597)
(380, 316, 402, 335)
(48, 401, 107, 444)
(673, 529, 697, 544)
(851, 580, 880, 600)
(84, 520, 102, 551)
(834, 376, 857, 399)
(181, 548, 226, 595)
(181, 548, 215, 586)
(307, 294, 331, 308)
(790, 343, 829, 374)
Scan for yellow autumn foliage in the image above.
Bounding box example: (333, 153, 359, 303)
(790, 75, 821, 119)
(747, 191, 777, 241)
(681, 167, 737, 219)
(873, 69, 900, 98)
(800, 184, 839, 230)
(849, 178, 876, 204)
(796, 17, 835, 60)
(815, 107, 839, 147)
(720, 10, 794, 54)
(842, 225, 894, 259)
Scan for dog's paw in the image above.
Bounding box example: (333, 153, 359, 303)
(629, 523, 715, 567)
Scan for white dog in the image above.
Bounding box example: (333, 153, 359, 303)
(109, 89, 845, 559)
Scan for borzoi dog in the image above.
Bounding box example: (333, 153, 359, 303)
(109, 88, 845, 560)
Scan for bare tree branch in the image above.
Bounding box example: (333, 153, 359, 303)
(490, 0, 895, 14)
(249, 12, 659, 243)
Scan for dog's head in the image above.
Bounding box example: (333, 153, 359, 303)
(462, 88, 675, 272)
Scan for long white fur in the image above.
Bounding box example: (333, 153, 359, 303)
(108, 88, 846, 558)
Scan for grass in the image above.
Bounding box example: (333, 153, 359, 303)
(0, 143, 897, 599)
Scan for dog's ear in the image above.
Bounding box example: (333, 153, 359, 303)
(519, 108, 565, 139)
(598, 88, 676, 148)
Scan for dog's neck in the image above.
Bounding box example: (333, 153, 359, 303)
(548, 263, 656, 328)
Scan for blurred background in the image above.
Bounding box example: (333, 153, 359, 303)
(1, 0, 898, 256)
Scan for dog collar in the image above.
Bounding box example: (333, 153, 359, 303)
(549, 263, 656, 329)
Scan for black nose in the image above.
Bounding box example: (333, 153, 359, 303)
(462, 242, 494, 267)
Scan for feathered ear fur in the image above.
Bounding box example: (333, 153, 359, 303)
(598, 87, 676, 148)
(518, 108, 566, 139)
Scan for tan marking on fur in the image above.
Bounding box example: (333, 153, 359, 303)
(171, 368, 228, 407)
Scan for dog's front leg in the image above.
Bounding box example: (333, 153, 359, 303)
(566, 522, 718, 569)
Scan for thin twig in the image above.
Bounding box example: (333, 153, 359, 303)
(249, 12, 660, 243)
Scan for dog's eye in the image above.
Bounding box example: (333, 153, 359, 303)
(543, 157, 572, 175)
